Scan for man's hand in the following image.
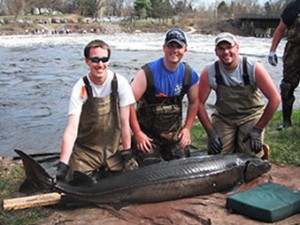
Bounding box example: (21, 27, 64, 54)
(208, 130, 223, 154)
(243, 127, 263, 153)
(268, 52, 278, 66)
(135, 131, 153, 152)
(121, 149, 139, 171)
(178, 127, 191, 148)
(56, 161, 69, 181)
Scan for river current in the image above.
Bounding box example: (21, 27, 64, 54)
(0, 32, 297, 157)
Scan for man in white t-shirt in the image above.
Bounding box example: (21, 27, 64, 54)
(56, 39, 138, 182)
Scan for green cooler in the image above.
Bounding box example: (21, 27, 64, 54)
(226, 182, 300, 222)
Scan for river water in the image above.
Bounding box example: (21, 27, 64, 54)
(0, 32, 297, 157)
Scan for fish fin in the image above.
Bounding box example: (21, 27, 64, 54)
(111, 202, 132, 210)
(97, 203, 131, 211)
(19, 178, 44, 194)
(189, 145, 207, 157)
(69, 171, 94, 186)
(220, 181, 244, 194)
(57, 195, 92, 208)
(15, 149, 54, 191)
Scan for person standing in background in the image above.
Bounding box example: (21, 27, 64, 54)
(268, 0, 300, 130)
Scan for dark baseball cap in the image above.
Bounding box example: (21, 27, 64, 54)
(164, 28, 187, 46)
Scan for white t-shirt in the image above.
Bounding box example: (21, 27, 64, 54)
(68, 70, 135, 115)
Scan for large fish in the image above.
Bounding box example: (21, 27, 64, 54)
(15, 149, 271, 204)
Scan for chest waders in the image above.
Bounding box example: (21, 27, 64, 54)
(278, 16, 300, 130)
(212, 57, 265, 155)
(67, 74, 123, 181)
(134, 63, 191, 165)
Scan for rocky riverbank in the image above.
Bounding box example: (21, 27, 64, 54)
(0, 17, 238, 36)
(0, 22, 124, 35)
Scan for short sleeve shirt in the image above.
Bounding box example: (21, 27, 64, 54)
(147, 58, 199, 96)
(282, 0, 300, 26)
(68, 70, 135, 115)
(206, 56, 257, 90)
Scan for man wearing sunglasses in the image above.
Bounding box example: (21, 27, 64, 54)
(56, 39, 138, 182)
(130, 28, 199, 166)
(197, 32, 280, 157)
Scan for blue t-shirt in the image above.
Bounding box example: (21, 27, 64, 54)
(282, 0, 300, 26)
(147, 58, 199, 96)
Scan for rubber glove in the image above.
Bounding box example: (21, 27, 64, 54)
(268, 52, 278, 66)
(121, 149, 139, 171)
(56, 161, 69, 181)
(243, 127, 263, 153)
(208, 130, 223, 154)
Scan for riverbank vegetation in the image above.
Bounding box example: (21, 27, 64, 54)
(0, 0, 291, 36)
(1, 109, 300, 224)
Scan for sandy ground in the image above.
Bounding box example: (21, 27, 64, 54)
(34, 163, 300, 225)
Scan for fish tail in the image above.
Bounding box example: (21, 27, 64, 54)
(15, 149, 54, 192)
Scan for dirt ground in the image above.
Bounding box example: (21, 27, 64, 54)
(34, 163, 300, 225)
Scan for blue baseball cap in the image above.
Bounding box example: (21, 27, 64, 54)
(164, 28, 187, 46)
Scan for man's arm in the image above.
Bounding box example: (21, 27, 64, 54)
(268, 19, 287, 66)
(254, 62, 281, 128)
(270, 19, 286, 53)
(130, 69, 153, 152)
(178, 82, 199, 147)
(197, 68, 223, 154)
(120, 105, 131, 150)
(197, 68, 213, 133)
(59, 114, 80, 164)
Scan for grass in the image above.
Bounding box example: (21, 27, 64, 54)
(0, 109, 299, 224)
(0, 161, 53, 225)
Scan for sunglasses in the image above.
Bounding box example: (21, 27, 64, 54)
(89, 56, 109, 63)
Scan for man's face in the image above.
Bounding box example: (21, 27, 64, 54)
(215, 42, 239, 68)
(85, 47, 109, 81)
(163, 42, 187, 65)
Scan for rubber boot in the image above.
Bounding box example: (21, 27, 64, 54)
(277, 97, 294, 131)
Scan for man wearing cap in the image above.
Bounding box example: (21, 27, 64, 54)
(197, 32, 280, 156)
(130, 28, 199, 166)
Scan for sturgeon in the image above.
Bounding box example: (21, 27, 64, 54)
(15, 149, 271, 204)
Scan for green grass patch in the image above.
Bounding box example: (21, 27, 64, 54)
(0, 162, 53, 225)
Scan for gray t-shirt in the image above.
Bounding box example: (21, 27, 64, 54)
(206, 56, 257, 90)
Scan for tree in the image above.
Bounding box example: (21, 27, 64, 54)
(263, 0, 289, 15)
(106, 0, 125, 16)
(217, 1, 229, 17)
(148, 0, 173, 19)
(0, 0, 6, 14)
(5, 0, 25, 18)
(170, 0, 195, 12)
(75, 0, 107, 17)
(134, 0, 149, 18)
(230, 0, 261, 16)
